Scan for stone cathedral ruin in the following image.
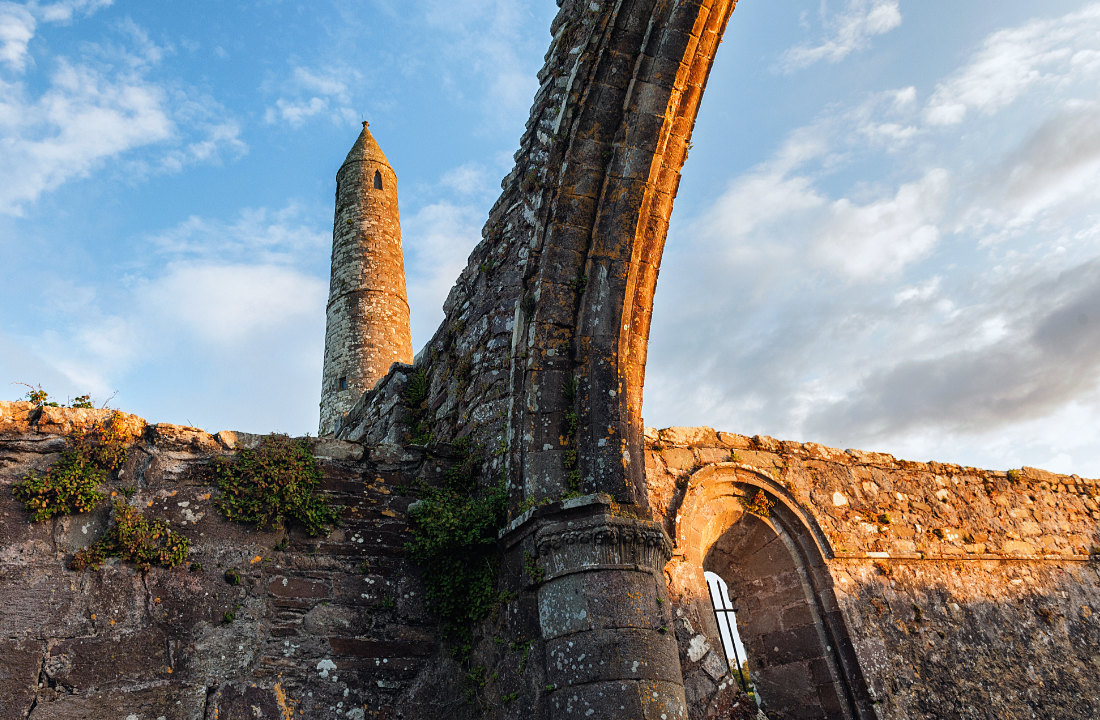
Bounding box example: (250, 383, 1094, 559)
(2, 1, 1099, 719)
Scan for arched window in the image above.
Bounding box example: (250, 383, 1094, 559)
(704, 571, 755, 701)
(373, 170, 383, 190)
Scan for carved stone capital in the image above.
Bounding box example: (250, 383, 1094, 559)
(535, 513, 673, 580)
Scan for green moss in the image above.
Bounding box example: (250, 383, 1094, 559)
(69, 501, 190, 572)
(13, 412, 130, 521)
(212, 434, 341, 537)
(561, 376, 582, 495)
(523, 551, 545, 584)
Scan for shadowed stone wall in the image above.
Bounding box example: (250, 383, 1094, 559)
(0, 402, 456, 720)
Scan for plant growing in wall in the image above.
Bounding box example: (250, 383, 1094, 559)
(212, 434, 341, 536)
(740, 490, 775, 519)
(402, 366, 432, 445)
(12, 412, 131, 521)
(69, 501, 191, 571)
(405, 440, 508, 638)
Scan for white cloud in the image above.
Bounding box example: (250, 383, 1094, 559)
(646, 3, 1100, 477)
(421, 0, 546, 126)
(0, 59, 173, 214)
(440, 162, 493, 197)
(5, 203, 330, 430)
(700, 170, 823, 245)
(265, 96, 328, 127)
(139, 263, 326, 348)
(0, 3, 35, 71)
(162, 119, 246, 171)
(148, 204, 330, 264)
(0, 0, 116, 74)
(264, 64, 359, 128)
(812, 169, 949, 281)
(403, 199, 483, 350)
(780, 0, 901, 72)
(291, 66, 346, 96)
(924, 3, 1100, 126)
(985, 101, 1100, 233)
(37, 0, 113, 24)
(0, 9, 248, 214)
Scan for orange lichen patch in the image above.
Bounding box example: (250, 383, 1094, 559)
(251, 555, 263, 564)
(273, 682, 299, 719)
(380, 508, 398, 518)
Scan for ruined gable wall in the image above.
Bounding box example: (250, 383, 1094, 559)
(648, 427, 1100, 719)
(339, 0, 738, 511)
(0, 402, 465, 720)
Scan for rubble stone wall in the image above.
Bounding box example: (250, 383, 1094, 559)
(646, 427, 1100, 719)
(0, 402, 457, 720)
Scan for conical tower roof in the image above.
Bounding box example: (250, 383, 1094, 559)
(342, 121, 391, 169)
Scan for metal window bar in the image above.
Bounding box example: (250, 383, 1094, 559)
(705, 572, 749, 695)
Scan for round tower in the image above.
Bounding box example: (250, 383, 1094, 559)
(319, 122, 413, 436)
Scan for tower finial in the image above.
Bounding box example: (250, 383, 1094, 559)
(362, 120, 369, 128)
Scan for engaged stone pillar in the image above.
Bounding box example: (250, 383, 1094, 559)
(533, 497, 686, 719)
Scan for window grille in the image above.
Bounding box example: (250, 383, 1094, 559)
(705, 571, 751, 695)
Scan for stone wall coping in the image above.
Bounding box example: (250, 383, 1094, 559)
(0, 401, 366, 460)
(644, 424, 1097, 485)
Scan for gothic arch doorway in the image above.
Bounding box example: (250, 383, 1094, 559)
(672, 464, 875, 719)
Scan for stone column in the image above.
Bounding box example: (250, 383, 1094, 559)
(532, 496, 686, 719)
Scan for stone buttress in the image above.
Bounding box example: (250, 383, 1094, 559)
(319, 122, 413, 436)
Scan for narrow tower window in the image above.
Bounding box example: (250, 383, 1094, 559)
(338, 377, 348, 391)
(373, 170, 383, 189)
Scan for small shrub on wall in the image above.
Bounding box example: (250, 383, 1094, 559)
(13, 412, 130, 521)
(70, 501, 191, 571)
(212, 434, 341, 536)
(405, 440, 508, 638)
(740, 490, 775, 519)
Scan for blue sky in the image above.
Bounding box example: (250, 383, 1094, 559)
(2, 1, 1100, 477)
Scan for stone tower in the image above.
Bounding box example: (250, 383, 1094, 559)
(319, 122, 413, 436)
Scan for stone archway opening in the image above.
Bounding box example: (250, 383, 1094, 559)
(702, 508, 844, 718)
(672, 468, 874, 719)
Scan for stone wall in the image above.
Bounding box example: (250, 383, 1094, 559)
(0, 402, 460, 720)
(647, 426, 1100, 719)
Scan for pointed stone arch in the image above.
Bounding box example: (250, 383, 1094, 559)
(668, 464, 876, 719)
(507, 0, 739, 505)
